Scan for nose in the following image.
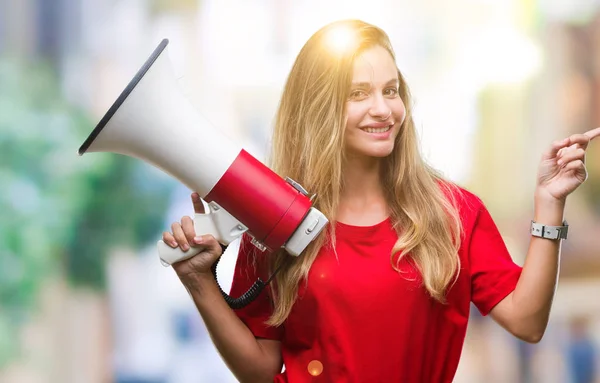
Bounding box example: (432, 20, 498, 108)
(369, 94, 392, 120)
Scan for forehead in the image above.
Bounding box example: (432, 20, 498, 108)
(352, 45, 398, 83)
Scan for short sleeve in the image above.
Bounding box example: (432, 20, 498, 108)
(229, 234, 283, 340)
(469, 203, 523, 316)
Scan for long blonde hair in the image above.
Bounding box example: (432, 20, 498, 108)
(265, 19, 463, 326)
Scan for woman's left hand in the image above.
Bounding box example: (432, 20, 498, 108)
(536, 127, 600, 202)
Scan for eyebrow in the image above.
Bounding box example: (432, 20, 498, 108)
(351, 78, 399, 88)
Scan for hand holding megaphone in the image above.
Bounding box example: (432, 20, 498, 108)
(160, 193, 228, 274)
(157, 195, 248, 267)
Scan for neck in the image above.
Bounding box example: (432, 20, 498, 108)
(337, 154, 389, 225)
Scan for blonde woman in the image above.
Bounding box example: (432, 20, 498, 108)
(163, 19, 600, 382)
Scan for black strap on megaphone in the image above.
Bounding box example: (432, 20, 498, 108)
(211, 244, 285, 310)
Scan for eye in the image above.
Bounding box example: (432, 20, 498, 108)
(384, 88, 399, 97)
(349, 89, 369, 100)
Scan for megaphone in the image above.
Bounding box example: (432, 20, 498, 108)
(78, 39, 329, 307)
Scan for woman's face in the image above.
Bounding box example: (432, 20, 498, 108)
(344, 45, 406, 160)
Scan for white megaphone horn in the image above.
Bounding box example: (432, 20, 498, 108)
(77, 39, 328, 306)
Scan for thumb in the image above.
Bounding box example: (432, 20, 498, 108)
(194, 234, 224, 257)
(543, 137, 570, 160)
(191, 192, 205, 214)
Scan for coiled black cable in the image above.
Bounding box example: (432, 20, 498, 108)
(211, 244, 283, 310)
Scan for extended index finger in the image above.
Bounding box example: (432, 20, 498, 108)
(191, 192, 205, 214)
(584, 127, 600, 141)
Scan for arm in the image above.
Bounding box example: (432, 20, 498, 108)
(165, 192, 283, 382)
(182, 272, 283, 382)
(490, 128, 600, 343)
(489, 193, 563, 343)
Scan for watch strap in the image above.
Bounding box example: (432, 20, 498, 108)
(530, 220, 568, 240)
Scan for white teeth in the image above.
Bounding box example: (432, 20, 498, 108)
(363, 125, 391, 134)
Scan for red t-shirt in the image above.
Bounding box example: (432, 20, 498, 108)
(229, 188, 522, 382)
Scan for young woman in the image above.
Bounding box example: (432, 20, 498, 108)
(163, 19, 600, 382)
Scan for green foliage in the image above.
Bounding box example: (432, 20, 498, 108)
(0, 57, 175, 366)
(66, 155, 174, 288)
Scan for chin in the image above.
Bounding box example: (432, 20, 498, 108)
(369, 151, 394, 158)
(362, 144, 395, 158)
(345, 142, 396, 160)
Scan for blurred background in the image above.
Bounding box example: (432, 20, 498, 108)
(1, 0, 600, 382)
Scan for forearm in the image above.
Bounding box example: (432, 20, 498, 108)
(181, 273, 278, 383)
(510, 192, 564, 338)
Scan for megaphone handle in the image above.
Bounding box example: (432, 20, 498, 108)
(156, 206, 278, 310)
(157, 240, 203, 266)
(157, 209, 220, 266)
(157, 204, 247, 266)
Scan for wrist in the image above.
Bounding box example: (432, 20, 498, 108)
(534, 188, 566, 226)
(178, 271, 217, 292)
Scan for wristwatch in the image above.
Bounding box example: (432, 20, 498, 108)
(530, 220, 569, 240)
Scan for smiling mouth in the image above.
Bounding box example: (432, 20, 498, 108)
(361, 125, 392, 134)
